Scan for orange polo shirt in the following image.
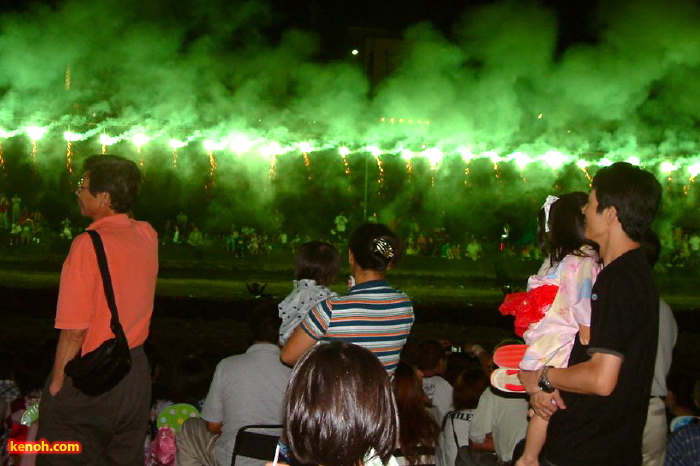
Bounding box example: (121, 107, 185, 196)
(55, 214, 159, 353)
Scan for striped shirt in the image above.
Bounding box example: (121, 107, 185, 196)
(301, 279, 414, 376)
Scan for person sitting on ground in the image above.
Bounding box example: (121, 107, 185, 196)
(282, 341, 399, 466)
(441, 368, 491, 466)
(392, 362, 440, 466)
(187, 226, 203, 247)
(176, 302, 291, 466)
(281, 223, 414, 377)
(278, 241, 339, 345)
(414, 339, 453, 423)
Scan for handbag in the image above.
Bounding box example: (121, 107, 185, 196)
(64, 230, 132, 396)
(449, 412, 498, 466)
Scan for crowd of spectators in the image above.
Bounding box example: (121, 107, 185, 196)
(2, 203, 700, 270)
(3, 332, 697, 466)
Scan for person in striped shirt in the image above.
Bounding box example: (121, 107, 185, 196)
(281, 223, 414, 376)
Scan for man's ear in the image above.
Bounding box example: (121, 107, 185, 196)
(605, 205, 618, 225)
(100, 192, 111, 208)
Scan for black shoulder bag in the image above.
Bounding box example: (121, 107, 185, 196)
(64, 230, 132, 396)
(450, 412, 498, 466)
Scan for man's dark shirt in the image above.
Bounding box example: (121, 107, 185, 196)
(545, 248, 659, 466)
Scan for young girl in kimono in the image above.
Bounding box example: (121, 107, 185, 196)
(496, 192, 602, 466)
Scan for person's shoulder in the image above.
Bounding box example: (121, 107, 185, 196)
(600, 248, 652, 284)
(133, 219, 157, 236)
(561, 248, 599, 267)
(68, 230, 94, 253)
(216, 350, 260, 373)
(433, 375, 453, 389)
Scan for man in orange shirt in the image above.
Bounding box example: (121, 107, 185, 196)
(37, 155, 158, 465)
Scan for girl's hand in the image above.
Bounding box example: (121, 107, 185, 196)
(578, 324, 591, 345)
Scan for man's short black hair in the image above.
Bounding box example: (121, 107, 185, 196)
(247, 301, 282, 344)
(592, 162, 662, 242)
(414, 339, 445, 371)
(84, 154, 141, 213)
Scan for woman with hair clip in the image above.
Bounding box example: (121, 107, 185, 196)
(280, 341, 399, 466)
(281, 223, 414, 377)
(494, 192, 602, 466)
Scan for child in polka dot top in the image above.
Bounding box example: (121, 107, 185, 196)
(278, 241, 340, 345)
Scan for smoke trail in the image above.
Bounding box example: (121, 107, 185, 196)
(0, 0, 697, 240)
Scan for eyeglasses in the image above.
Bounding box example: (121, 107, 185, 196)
(75, 186, 89, 196)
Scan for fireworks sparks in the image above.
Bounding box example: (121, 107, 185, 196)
(63, 132, 81, 175)
(132, 134, 150, 166)
(25, 126, 47, 164)
(339, 147, 351, 176)
(0, 125, 694, 199)
(100, 134, 117, 154)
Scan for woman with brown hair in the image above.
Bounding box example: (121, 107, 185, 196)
(392, 362, 440, 466)
(283, 341, 399, 466)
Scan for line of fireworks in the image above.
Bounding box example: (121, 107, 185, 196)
(2, 125, 700, 182)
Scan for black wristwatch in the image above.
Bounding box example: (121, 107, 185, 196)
(538, 366, 555, 393)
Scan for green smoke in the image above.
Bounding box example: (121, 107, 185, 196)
(0, 0, 698, 240)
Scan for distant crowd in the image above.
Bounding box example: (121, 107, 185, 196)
(2, 197, 700, 270)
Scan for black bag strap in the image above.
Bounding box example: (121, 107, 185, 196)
(86, 230, 123, 336)
(451, 413, 461, 448)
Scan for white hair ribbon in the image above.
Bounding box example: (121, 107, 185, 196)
(542, 195, 559, 233)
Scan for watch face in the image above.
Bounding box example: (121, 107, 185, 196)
(539, 379, 554, 393)
(538, 372, 554, 393)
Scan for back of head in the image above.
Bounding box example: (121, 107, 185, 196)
(349, 223, 402, 272)
(393, 362, 428, 414)
(172, 354, 211, 406)
(453, 368, 490, 411)
(392, 362, 440, 464)
(414, 340, 445, 372)
(83, 155, 141, 213)
(295, 241, 340, 286)
(538, 191, 596, 264)
(284, 342, 398, 466)
(667, 371, 698, 412)
(592, 162, 662, 242)
(247, 301, 282, 344)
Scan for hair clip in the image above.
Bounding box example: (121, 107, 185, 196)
(372, 238, 394, 259)
(541, 195, 559, 233)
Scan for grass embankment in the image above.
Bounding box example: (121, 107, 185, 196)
(1, 244, 698, 378)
